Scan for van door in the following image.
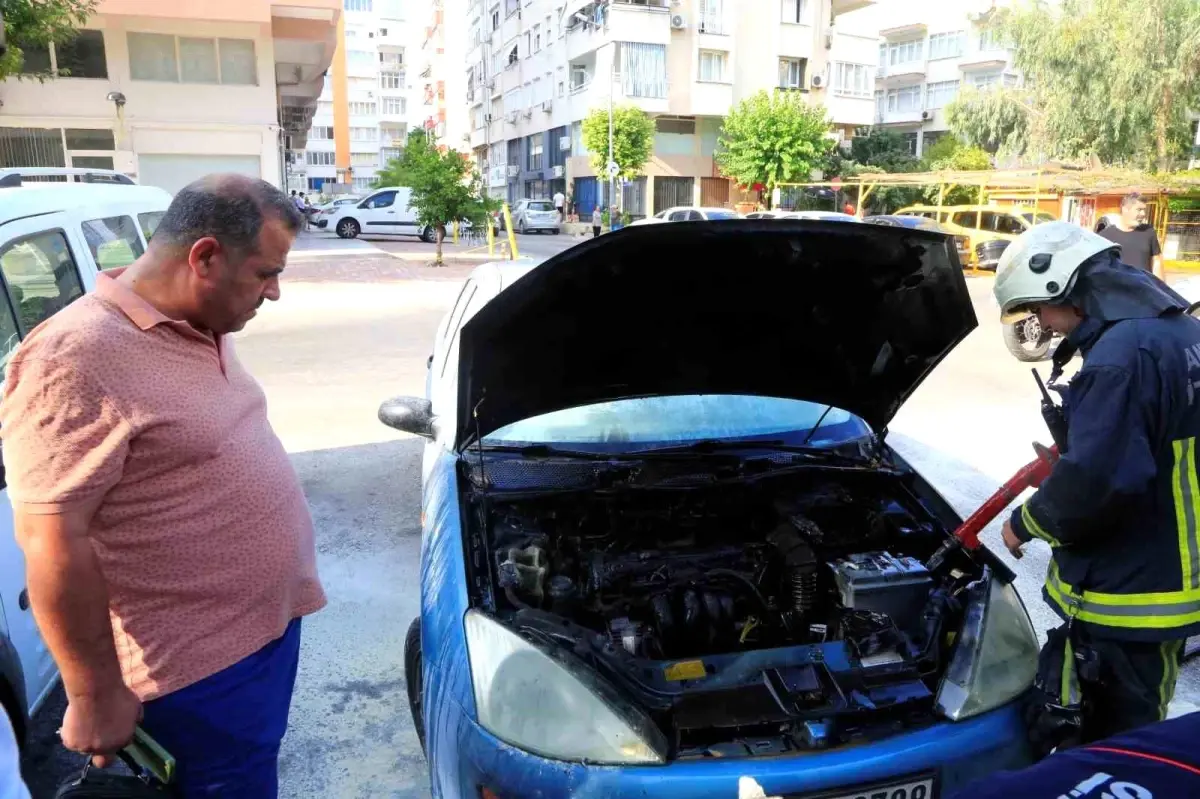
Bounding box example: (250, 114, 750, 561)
(0, 220, 90, 715)
(393, 189, 419, 235)
(358, 190, 401, 235)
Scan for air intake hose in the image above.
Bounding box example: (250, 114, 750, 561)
(768, 522, 818, 615)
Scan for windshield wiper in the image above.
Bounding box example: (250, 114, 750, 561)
(624, 439, 871, 461)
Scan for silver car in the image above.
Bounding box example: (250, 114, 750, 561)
(510, 199, 560, 234)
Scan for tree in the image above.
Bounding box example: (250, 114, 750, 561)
(945, 87, 1033, 157)
(843, 128, 923, 213)
(983, 0, 1200, 170)
(375, 131, 495, 266)
(0, 0, 97, 80)
(919, 138, 994, 205)
(715, 90, 833, 208)
(581, 105, 654, 191)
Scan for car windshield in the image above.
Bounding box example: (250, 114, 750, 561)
(483, 395, 871, 449)
(527, 201, 555, 211)
(704, 210, 739, 220)
(1021, 211, 1056, 225)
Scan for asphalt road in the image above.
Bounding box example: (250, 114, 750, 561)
(21, 236, 1199, 796)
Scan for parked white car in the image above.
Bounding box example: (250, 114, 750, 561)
(745, 210, 859, 222)
(629, 206, 741, 226)
(0, 168, 172, 742)
(502, 199, 560, 234)
(324, 186, 439, 242)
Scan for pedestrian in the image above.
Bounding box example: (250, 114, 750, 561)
(553, 187, 565, 222)
(993, 221, 1199, 752)
(592, 205, 602, 237)
(0, 175, 325, 797)
(1098, 192, 1164, 279)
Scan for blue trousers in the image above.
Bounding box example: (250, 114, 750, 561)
(140, 619, 302, 798)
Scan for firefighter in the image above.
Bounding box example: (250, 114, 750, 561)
(993, 222, 1200, 752)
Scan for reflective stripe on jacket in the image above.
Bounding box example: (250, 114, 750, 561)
(1009, 313, 1200, 641)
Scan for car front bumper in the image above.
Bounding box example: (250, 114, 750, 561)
(431, 703, 1032, 799)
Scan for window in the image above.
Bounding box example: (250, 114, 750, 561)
(351, 153, 378, 167)
(925, 79, 959, 109)
(886, 39, 923, 66)
(380, 71, 403, 89)
(381, 147, 402, 162)
(621, 43, 667, 99)
(380, 51, 403, 67)
(139, 212, 165, 242)
(65, 129, 115, 150)
(81, 216, 144, 271)
(832, 62, 871, 97)
(308, 177, 329, 192)
(698, 50, 727, 82)
(928, 31, 964, 60)
(779, 57, 806, 89)
(382, 96, 406, 115)
(72, 156, 114, 169)
(349, 101, 377, 115)
(353, 177, 374, 191)
(54, 30, 108, 78)
(969, 71, 1002, 91)
(380, 28, 388, 36)
(363, 190, 397, 209)
(534, 25, 541, 52)
(655, 118, 696, 135)
(524, 32, 531, 58)
(345, 0, 373, 10)
(979, 27, 1000, 52)
(781, 0, 809, 24)
(492, 9, 500, 30)
(350, 127, 378, 141)
(699, 0, 724, 34)
(317, 100, 334, 115)
(128, 34, 256, 84)
(0, 231, 85, 341)
(310, 126, 334, 140)
(0, 282, 17, 369)
(1003, 72, 1020, 88)
(507, 45, 519, 67)
(886, 84, 922, 113)
(348, 50, 374, 68)
(527, 136, 544, 171)
(570, 64, 590, 91)
(307, 151, 336, 165)
(902, 132, 919, 155)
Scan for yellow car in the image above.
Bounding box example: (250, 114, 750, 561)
(894, 205, 1056, 269)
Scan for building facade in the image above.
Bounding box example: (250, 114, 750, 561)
(465, 0, 877, 219)
(288, 0, 419, 195)
(858, 0, 1017, 157)
(0, 0, 340, 194)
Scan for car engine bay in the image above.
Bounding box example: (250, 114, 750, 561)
(464, 466, 987, 758)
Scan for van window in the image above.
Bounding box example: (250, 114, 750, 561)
(362, 191, 397, 209)
(993, 214, 1027, 235)
(139, 211, 166, 242)
(0, 231, 85, 336)
(0, 284, 20, 369)
(951, 212, 978, 228)
(82, 216, 145, 270)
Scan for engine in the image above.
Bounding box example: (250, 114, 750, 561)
(488, 482, 941, 662)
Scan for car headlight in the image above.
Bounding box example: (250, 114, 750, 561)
(935, 571, 1038, 720)
(464, 610, 667, 764)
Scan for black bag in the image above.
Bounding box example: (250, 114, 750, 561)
(54, 760, 172, 799)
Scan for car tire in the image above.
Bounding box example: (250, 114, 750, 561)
(1002, 315, 1054, 362)
(336, 218, 360, 239)
(420, 226, 436, 244)
(404, 617, 426, 756)
(517, 219, 527, 235)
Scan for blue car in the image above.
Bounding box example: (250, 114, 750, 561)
(380, 220, 1039, 799)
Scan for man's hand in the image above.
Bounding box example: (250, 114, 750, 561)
(1002, 519, 1024, 559)
(61, 684, 142, 766)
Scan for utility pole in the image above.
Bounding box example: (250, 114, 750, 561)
(608, 57, 615, 214)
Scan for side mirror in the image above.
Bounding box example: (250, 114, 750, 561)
(378, 396, 435, 439)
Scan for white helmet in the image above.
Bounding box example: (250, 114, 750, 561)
(993, 221, 1118, 323)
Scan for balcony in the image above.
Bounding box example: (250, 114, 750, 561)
(876, 108, 927, 125)
(879, 22, 927, 40)
(565, 0, 671, 62)
(877, 62, 926, 83)
(959, 52, 1009, 71)
(831, 0, 876, 15)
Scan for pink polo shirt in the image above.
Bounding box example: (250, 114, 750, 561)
(0, 273, 325, 701)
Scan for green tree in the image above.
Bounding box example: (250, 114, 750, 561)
(945, 87, 1033, 157)
(919, 138, 993, 205)
(375, 131, 495, 266)
(715, 90, 833, 208)
(1, 0, 97, 80)
(581, 105, 654, 190)
(981, 0, 1200, 169)
(843, 128, 923, 213)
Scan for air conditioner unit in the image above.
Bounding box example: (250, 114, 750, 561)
(522, 108, 533, 118)
(507, 165, 520, 176)
(484, 113, 493, 123)
(670, 14, 686, 29)
(920, 110, 932, 120)
(541, 100, 553, 112)
(559, 136, 571, 150)
(810, 73, 824, 88)
(507, 111, 519, 123)
(552, 165, 565, 177)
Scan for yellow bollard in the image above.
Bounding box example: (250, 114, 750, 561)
(487, 216, 495, 257)
(452, 221, 459, 244)
(501, 203, 520, 260)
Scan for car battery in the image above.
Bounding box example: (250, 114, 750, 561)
(829, 551, 932, 632)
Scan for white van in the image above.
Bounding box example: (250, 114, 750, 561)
(322, 186, 438, 242)
(0, 168, 171, 742)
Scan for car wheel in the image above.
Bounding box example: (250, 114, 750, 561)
(518, 218, 527, 235)
(420, 226, 436, 244)
(1002, 314, 1054, 362)
(336, 218, 360, 239)
(405, 617, 426, 756)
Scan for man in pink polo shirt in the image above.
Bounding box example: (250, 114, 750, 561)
(0, 175, 325, 796)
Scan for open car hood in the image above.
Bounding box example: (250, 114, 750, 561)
(456, 220, 976, 449)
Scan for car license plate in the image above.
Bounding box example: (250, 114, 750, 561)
(794, 775, 936, 799)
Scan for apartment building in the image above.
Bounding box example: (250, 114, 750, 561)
(854, 0, 1017, 157)
(288, 0, 419, 194)
(0, 0, 340, 193)
(465, 0, 877, 218)
(419, 0, 471, 150)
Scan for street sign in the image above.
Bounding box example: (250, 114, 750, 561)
(607, 161, 620, 178)
(830, 177, 842, 191)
